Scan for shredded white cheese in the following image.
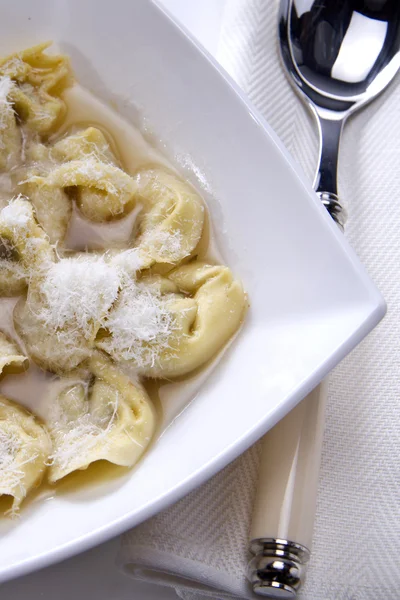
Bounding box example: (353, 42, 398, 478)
(0, 429, 24, 493)
(37, 255, 120, 338)
(140, 228, 183, 261)
(101, 280, 175, 368)
(0, 76, 13, 110)
(109, 248, 144, 281)
(0, 196, 31, 229)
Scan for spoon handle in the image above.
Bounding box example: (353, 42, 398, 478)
(248, 384, 327, 597)
(313, 112, 347, 229)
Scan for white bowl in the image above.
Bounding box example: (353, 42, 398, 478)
(0, 0, 385, 582)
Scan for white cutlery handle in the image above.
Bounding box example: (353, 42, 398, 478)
(248, 382, 328, 597)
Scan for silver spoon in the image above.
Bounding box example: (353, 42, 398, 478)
(279, 0, 400, 227)
(248, 2, 400, 598)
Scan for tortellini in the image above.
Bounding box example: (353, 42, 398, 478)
(22, 127, 137, 228)
(0, 396, 50, 513)
(19, 126, 117, 242)
(39, 159, 138, 222)
(48, 354, 155, 482)
(98, 261, 246, 378)
(0, 196, 54, 295)
(0, 42, 71, 135)
(133, 168, 205, 268)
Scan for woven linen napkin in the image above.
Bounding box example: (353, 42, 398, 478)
(119, 1, 400, 599)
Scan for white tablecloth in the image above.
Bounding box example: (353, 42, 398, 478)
(1, 2, 399, 600)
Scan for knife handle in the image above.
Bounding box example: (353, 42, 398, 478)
(248, 382, 327, 598)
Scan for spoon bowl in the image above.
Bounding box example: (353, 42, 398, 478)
(279, 0, 400, 225)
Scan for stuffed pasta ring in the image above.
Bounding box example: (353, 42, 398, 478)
(19, 127, 121, 242)
(133, 168, 205, 268)
(22, 127, 137, 228)
(48, 353, 156, 482)
(98, 261, 246, 378)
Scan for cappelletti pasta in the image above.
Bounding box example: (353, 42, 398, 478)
(48, 354, 155, 482)
(0, 43, 246, 514)
(97, 262, 246, 378)
(133, 168, 205, 267)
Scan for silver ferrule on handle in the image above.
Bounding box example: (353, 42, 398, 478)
(248, 539, 310, 599)
(317, 191, 345, 231)
(313, 110, 347, 230)
(248, 384, 327, 597)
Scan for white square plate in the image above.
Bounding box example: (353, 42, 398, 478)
(0, 0, 385, 582)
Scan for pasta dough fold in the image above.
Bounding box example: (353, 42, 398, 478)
(21, 127, 137, 232)
(134, 168, 205, 268)
(18, 140, 72, 244)
(39, 159, 137, 222)
(98, 261, 246, 378)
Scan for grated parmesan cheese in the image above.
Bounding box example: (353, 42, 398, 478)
(37, 255, 121, 338)
(139, 228, 183, 262)
(0, 195, 32, 229)
(110, 248, 144, 279)
(99, 279, 176, 369)
(0, 428, 25, 495)
(0, 76, 13, 112)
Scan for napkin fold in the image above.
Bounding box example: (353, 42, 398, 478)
(119, 1, 400, 599)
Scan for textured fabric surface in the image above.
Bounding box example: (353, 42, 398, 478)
(120, 1, 400, 598)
